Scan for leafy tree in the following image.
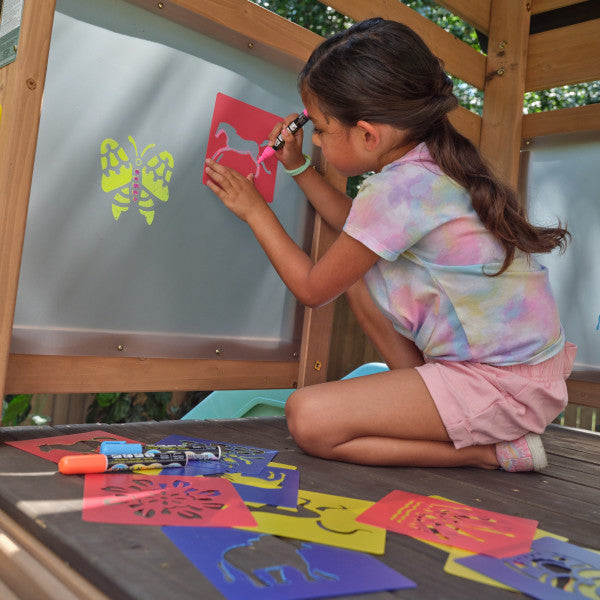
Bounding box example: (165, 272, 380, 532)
(2, 394, 32, 426)
(85, 391, 203, 424)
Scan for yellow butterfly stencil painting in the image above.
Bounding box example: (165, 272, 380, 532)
(100, 135, 174, 225)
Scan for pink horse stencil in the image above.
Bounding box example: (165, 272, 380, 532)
(212, 123, 272, 179)
(204, 93, 281, 203)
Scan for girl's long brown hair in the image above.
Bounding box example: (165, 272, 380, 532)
(299, 18, 570, 274)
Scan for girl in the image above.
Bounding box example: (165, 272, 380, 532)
(205, 18, 576, 472)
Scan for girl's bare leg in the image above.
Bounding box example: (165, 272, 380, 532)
(344, 280, 423, 369)
(285, 369, 499, 468)
(286, 279, 498, 468)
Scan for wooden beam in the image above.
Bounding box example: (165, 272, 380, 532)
(297, 217, 337, 387)
(522, 102, 600, 138)
(530, 0, 587, 15)
(479, 0, 531, 187)
(567, 379, 600, 410)
(297, 154, 342, 387)
(322, 0, 487, 90)
(0, 0, 56, 400)
(5, 355, 300, 394)
(436, 0, 492, 35)
(124, 0, 323, 73)
(0, 508, 109, 600)
(526, 20, 600, 91)
(449, 105, 481, 146)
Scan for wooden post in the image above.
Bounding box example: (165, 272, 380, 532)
(479, 0, 531, 187)
(297, 156, 343, 387)
(0, 0, 56, 398)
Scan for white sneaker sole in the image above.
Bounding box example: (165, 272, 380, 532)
(525, 433, 548, 471)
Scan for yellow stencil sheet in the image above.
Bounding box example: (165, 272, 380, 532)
(219, 461, 298, 489)
(240, 489, 386, 554)
(267, 462, 297, 470)
(420, 496, 568, 590)
(443, 529, 569, 591)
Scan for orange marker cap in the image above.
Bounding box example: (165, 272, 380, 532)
(59, 454, 108, 475)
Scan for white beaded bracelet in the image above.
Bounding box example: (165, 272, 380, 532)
(284, 154, 311, 177)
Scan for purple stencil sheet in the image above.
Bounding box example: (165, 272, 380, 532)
(456, 537, 600, 600)
(162, 527, 415, 600)
(157, 434, 278, 475)
(223, 466, 300, 508)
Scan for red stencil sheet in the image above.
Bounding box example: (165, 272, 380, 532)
(356, 490, 538, 558)
(203, 93, 281, 202)
(83, 473, 257, 527)
(5, 430, 140, 463)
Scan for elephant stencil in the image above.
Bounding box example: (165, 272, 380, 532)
(218, 534, 337, 588)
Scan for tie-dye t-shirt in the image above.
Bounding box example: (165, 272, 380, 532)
(343, 143, 564, 366)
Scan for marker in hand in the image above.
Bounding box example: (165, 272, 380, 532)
(258, 109, 310, 163)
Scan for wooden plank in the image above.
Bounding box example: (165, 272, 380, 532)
(522, 102, 600, 138)
(567, 378, 600, 410)
(449, 104, 481, 146)
(436, 0, 492, 35)
(297, 214, 337, 386)
(124, 0, 323, 73)
(0, 1, 56, 399)
(5, 354, 300, 394)
(544, 425, 600, 464)
(0, 420, 599, 598)
(0, 509, 109, 600)
(322, 0, 487, 90)
(526, 20, 600, 91)
(531, 0, 587, 15)
(479, 0, 531, 187)
(297, 159, 340, 386)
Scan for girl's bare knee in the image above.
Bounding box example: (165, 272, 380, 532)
(285, 388, 326, 455)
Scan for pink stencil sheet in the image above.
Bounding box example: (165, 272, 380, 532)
(357, 490, 538, 558)
(5, 430, 140, 463)
(83, 473, 257, 527)
(203, 93, 281, 202)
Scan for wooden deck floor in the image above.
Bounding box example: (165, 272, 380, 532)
(0, 418, 598, 599)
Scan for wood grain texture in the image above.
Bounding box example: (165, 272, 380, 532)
(0, 0, 57, 398)
(322, 0, 487, 90)
(5, 354, 300, 394)
(480, 0, 531, 187)
(0, 420, 597, 599)
(526, 19, 600, 91)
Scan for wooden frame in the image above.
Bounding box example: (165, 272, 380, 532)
(0, 0, 336, 396)
(0, 0, 599, 408)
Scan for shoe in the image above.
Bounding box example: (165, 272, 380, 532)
(495, 433, 548, 472)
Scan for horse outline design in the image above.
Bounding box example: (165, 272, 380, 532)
(218, 534, 337, 588)
(211, 122, 273, 179)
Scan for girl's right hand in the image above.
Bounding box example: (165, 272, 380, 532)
(267, 113, 306, 171)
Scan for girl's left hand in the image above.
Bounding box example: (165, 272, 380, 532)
(205, 158, 268, 223)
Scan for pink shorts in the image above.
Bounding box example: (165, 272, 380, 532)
(415, 342, 577, 449)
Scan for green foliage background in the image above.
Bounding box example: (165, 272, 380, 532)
(3, 0, 598, 426)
